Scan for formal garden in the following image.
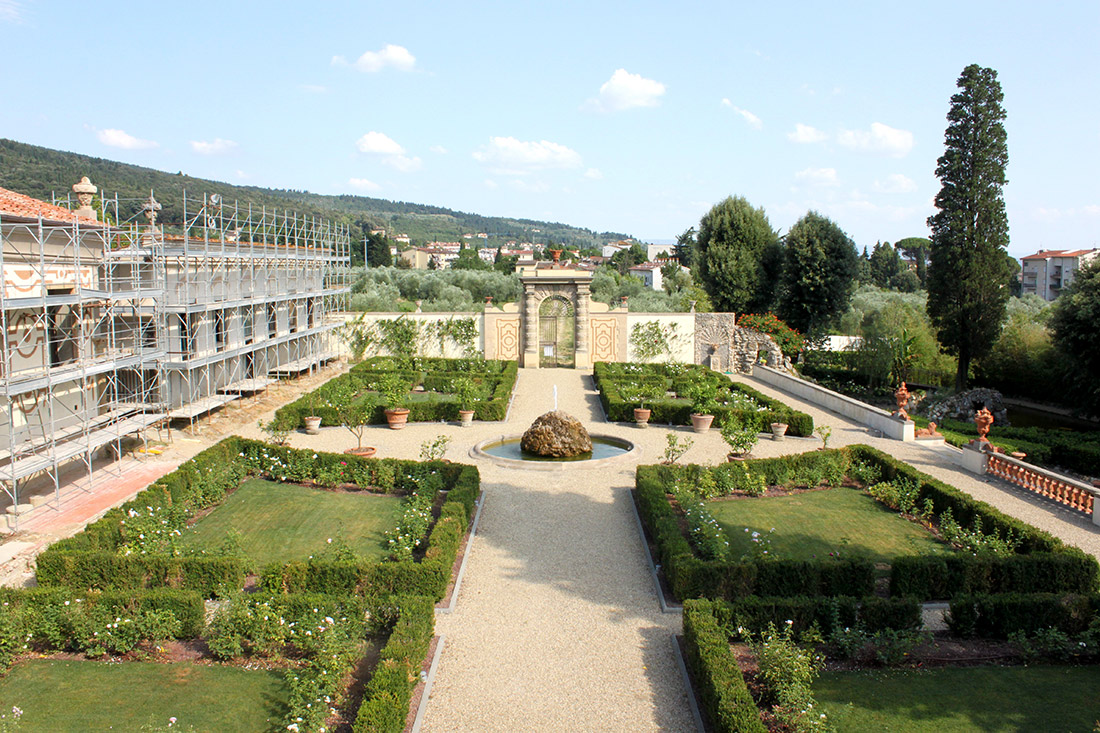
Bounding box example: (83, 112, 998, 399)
(0, 435, 481, 732)
(637, 445, 1100, 732)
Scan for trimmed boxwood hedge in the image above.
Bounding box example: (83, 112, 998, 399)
(636, 445, 1100, 603)
(947, 592, 1100, 638)
(636, 462, 874, 601)
(0, 587, 205, 638)
(35, 436, 481, 600)
(593, 361, 813, 436)
(273, 356, 518, 429)
(354, 594, 436, 732)
(683, 600, 767, 733)
(700, 595, 921, 637)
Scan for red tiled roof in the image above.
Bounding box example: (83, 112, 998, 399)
(0, 186, 102, 226)
(1021, 248, 1099, 260)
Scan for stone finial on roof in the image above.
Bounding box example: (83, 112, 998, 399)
(72, 176, 98, 221)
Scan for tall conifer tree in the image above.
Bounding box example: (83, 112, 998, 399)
(927, 64, 1012, 391)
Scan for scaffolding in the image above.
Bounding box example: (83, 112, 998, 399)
(0, 199, 166, 526)
(159, 192, 350, 427)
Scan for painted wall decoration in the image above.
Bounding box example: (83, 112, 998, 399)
(3, 265, 96, 300)
(590, 317, 619, 362)
(494, 318, 520, 360)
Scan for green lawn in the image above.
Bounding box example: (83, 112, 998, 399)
(816, 665, 1100, 732)
(179, 478, 403, 565)
(710, 487, 952, 563)
(0, 659, 288, 732)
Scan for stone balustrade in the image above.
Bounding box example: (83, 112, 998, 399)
(985, 451, 1099, 524)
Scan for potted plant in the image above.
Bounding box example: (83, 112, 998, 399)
(378, 374, 411, 430)
(303, 392, 322, 435)
(332, 384, 375, 456)
(453, 377, 480, 428)
(683, 379, 719, 433)
(770, 422, 788, 441)
(623, 382, 661, 428)
(721, 417, 759, 460)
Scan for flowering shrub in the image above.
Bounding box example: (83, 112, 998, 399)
(938, 508, 1020, 557)
(670, 484, 729, 561)
(738, 313, 804, 357)
(751, 622, 833, 733)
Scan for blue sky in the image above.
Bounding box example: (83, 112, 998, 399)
(3, 1, 1097, 259)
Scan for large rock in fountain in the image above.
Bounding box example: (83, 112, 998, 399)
(521, 411, 593, 457)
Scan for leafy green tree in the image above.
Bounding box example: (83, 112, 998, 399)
(895, 237, 931, 286)
(609, 243, 648, 274)
(889, 269, 921, 293)
(660, 261, 692, 294)
(1048, 259, 1100, 415)
(856, 246, 873, 284)
(869, 241, 903, 288)
(451, 246, 491, 271)
(365, 231, 392, 267)
(926, 64, 1012, 391)
(674, 227, 697, 268)
(695, 196, 782, 314)
(777, 211, 859, 334)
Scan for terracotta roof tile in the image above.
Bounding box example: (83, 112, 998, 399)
(0, 186, 102, 226)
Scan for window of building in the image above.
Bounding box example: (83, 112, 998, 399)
(289, 302, 299, 333)
(179, 313, 196, 358)
(47, 288, 78, 367)
(242, 307, 254, 345)
(307, 298, 317, 328)
(214, 309, 226, 351)
(266, 303, 278, 338)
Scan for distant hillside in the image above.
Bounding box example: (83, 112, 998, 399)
(0, 138, 630, 263)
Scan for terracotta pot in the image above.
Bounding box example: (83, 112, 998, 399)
(343, 446, 377, 458)
(634, 407, 651, 428)
(770, 422, 788, 441)
(690, 413, 714, 434)
(303, 416, 322, 435)
(458, 409, 475, 427)
(384, 407, 410, 430)
(727, 453, 747, 462)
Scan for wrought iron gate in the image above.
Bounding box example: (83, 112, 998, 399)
(538, 296, 575, 368)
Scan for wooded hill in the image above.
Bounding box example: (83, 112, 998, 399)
(0, 138, 629, 262)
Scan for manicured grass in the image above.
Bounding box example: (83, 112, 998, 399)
(0, 659, 288, 732)
(816, 665, 1100, 732)
(710, 487, 952, 563)
(179, 478, 403, 565)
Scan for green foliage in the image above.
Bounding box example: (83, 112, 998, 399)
(628, 320, 681, 362)
(662, 433, 694, 464)
(927, 64, 1012, 390)
(350, 267, 522, 312)
(720, 418, 759, 457)
(737, 313, 803, 356)
(695, 196, 783, 314)
(750, 622, 834, 733)
(947, 593, 1099, 639)
(365, 231, 393, 267)
(1049, 258, 1100, 416)
(682, 601, 768, 733)
(778, 212, 859, 334)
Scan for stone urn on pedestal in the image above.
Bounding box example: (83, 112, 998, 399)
(893, 382, 911, 420)
(973, 406, 995, 449)
(770, 422, 788, 441)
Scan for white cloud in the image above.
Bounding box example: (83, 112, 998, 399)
(299, 84, 328, 94)
(0, 0, 22, 23)
(235, 170, 248, 180)
(190, 138, 238, 155)
(873, 173, 917, 194)
(429, 145, 448, 155)
(584, 168, 603, 180)
(348, 177, 381, 192)
(356, 131, 405, 155)
(794, 167, 839, 187)
(333, 44, 416, 73)
(96, 128, 158, 150)
(722, 99, 762, 129)
(356, 131, 421, 172)
(484, 179, 499, 189)
(1085, 204, 1100, 216)
(473, 137, 582, 175)
(788, 123, 827, 144)
(837, 122, 914, 157)
(585, 69, 665, 112)
(509, 179, 551, 193)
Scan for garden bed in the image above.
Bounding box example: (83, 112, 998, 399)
(593, 361, 813, 435)
(636, 446, 1098, 603)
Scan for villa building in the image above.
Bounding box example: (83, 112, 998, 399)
(1020, 248, 1099, 301)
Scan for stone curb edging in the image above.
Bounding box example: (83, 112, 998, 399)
(627, 487, 681, 614)
(468, 433, 640, 471)
(410, 634, 445, 733)
(671, 634, 706, 733)
(436, 493, 486, 615)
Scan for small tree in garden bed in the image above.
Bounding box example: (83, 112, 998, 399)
(721, 417, 759, 458)
(662, 433, 694, 464)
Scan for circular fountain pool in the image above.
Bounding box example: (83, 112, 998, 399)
(472, 434, 637, 469)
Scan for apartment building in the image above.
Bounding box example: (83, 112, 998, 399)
(1020, 248, 1099, 301)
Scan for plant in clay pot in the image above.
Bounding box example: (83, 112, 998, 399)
(623, 381, 663, 427)
(303, 392, 322, 434)
(721, 417, 759, 460)
(378, 374, 411, 430)
(683, 379, 720, 433)
(452, 377, 481, 427)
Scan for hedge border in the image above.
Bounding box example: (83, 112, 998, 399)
(593, 361, 813, 436)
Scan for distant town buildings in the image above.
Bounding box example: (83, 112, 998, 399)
(1020, 248, 1099, 301)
